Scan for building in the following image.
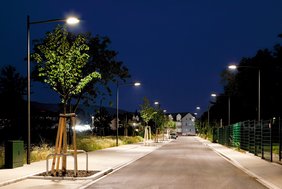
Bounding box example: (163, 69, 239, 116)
(171, 113, 196, 136)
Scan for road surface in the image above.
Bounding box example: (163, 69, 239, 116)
(86, 136, 266, 189)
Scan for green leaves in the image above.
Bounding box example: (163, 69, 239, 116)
(31, 25, 100, 106)
(139, 97, 157, 125)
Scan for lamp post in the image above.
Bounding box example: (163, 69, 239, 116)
(27, 15, 79, 164)
(116, 82, 141, 146)
(228, 64, 260, 121)
(153, 101, 162, 142)
(228, 96, 231, 125)
(208, 93, 217, 127)
(211, 93, 231, 126)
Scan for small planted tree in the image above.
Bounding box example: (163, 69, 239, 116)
(152, 107, 167, 142)
(32, 25, 101, 176)
(139, 97, 156, 144)
(140, 97, 157, 126)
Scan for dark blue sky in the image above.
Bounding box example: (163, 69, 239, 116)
(1, 1, 282, 114)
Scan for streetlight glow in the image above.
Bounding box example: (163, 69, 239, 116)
(228, 64, 238, 70)
(134, 82, 141, 86)
(66, 17, 80, 25)
(154, 101, 159, 105)
(196, 106, 200, 110)
(211, 93, 217, 97)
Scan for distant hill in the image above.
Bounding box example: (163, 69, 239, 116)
(31, 101, 130, 117)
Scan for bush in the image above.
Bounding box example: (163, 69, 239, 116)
(120, 136, 143, 145)
(76, 136, 116, 151)
(76, 136, 143, 152)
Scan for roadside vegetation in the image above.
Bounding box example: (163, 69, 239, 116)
(0, 136, 142, 168)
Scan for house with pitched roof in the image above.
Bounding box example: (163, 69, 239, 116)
(170, 112, 196, 136)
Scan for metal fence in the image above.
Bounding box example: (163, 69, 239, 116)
(213, 119, 282, 163)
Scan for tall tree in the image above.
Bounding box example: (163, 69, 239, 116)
(214, 39, 282, 124)
(0, 65, 26, 101)
(0, 65, 26, 141)
(77, 35, 130, 108)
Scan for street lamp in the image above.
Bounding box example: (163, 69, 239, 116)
(228, 64, 260, 121)
(210, 93, 231, 126)
(211, 93, 217, 97)
(194, 106, 201, 118)
(91, 115, 95, 133)
(116, 81, 141, 146)
(27, 15, 79, 164)
(208, 93, 217, 127)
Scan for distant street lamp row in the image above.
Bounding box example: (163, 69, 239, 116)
(205, 63, 260, 128)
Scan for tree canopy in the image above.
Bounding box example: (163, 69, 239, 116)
(32, 25, 130, 112)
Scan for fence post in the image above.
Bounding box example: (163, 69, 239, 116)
(279, 117, 281, 161)
(270, 121, 273, 162)
(261, 120, 264, 159)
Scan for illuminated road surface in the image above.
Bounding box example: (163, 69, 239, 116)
(86, 136, 267, 189)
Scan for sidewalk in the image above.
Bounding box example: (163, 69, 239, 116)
(0, 141, 166, 189)
(196, 137, 282, 189)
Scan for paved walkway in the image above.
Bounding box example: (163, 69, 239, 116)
(196, 137, 282, 189)
(0, 137, 281, 189)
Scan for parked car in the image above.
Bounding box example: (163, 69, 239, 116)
(170, 133, 178, 139)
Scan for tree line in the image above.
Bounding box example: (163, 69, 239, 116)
(200, 34, 282, 127)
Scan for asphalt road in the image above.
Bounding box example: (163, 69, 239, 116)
(86, 136, 267, 189)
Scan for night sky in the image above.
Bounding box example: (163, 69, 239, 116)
(1, 1, 282, 114)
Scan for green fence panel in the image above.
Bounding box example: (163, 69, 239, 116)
(261, 120, 272, 161)
(217, 119, 282, 163)
(232, 123, 241, 148)
(254, 121, 262, 156)
(218, 128, 223, 145)
(240, 121, 249, 151)
(249, 121, 255, 154)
